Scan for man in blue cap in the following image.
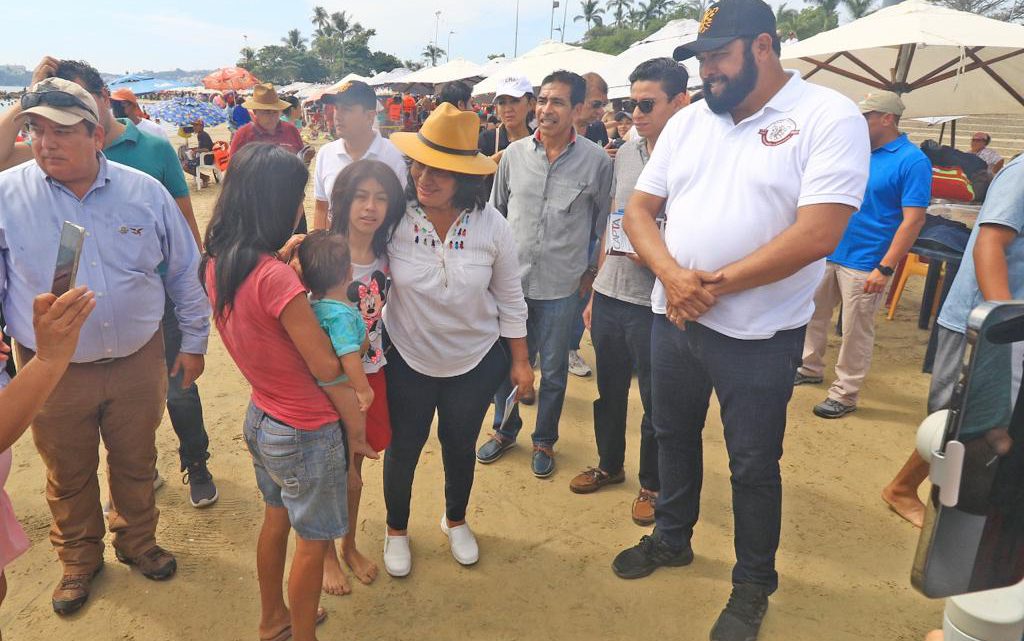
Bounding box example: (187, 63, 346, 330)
(613, 1, 870, 639)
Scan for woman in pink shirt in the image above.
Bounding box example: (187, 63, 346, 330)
(0, 287, 95, 621)
(202, 143, 375, 641)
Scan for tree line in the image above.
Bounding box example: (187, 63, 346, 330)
(233, 0, 1023, 84)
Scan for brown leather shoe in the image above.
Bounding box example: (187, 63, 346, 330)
(115, 545, 177, 580)
(569, 467, 625, 494)
(52, 563, 103, 615)
(632, 489, 657, 526)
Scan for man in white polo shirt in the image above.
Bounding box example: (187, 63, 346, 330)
(312, 81, 407, 230)
(612, 2, 870, 640)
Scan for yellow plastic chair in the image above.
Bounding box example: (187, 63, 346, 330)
(887, 253, 944, 320)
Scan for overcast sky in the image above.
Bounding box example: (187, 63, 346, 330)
(0, 0, 813, 76)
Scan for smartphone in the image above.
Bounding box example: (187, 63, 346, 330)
(51, 221, 86, 296)
(911, 301, 1024, 598)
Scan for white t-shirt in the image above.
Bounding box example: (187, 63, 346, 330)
(635, 71, 870, 339)
(313, 132, 408, 207)
(136, 118, 169, 140)
(383, 202, 527, 377)
(350, 256, 389, 375)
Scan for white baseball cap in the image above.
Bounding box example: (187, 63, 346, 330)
(493, 75, 534, 99)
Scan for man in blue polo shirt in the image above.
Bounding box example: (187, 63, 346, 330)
(796, 90, 932, 418)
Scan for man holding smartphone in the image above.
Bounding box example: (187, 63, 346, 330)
(0, 57, 220, 509)
(0, 77, 210, 615)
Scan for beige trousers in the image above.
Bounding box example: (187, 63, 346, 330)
(799, 263, 885, 406)
(16, 331, 167, 573)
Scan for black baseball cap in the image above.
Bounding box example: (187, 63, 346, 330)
(325, 80, 377, 110)
(673, 0, 777, 61)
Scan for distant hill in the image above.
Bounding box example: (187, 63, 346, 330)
(0, 64, 214, 88)
(0, 65, 31, 88)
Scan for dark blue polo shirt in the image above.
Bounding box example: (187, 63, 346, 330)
(829, 134, 932, 272)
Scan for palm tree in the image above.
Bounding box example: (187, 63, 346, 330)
(422, 44, 446, 66)
(606, 0, 633, 26)
(841, 0, 875, 18)
(775, 2, 798, 23)
(635, 0, 672, 28)
(281, 29, 307, 51)
(238, 46, 256, 68)
(330, 11, 357, 72)
(812, 0, 840, 29)
(574, 0, 606, 31)
(311, 6, 330, 32)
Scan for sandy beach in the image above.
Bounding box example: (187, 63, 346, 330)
(1, 125, 945, 641)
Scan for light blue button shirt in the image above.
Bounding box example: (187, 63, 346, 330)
(0, 154, 210, 362)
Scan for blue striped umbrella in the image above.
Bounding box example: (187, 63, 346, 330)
(147, 97, 227, 127)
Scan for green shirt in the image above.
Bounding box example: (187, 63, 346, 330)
(104, 118, 189, 199)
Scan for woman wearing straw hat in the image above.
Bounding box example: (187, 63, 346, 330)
(380, 103, 534, 576)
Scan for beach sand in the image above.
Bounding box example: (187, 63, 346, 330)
(1, 125, 945, 640)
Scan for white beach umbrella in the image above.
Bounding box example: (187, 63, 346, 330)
(395, 59, 489, 93)
(472, 41, 616, 96)
(780, 0, 1024, 118)
(606, 20, 703, 99)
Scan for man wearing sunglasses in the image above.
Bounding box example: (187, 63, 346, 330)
(571, 58, 690, 528)
(613, 1, 869, 639)
(0, 76, 210, 614)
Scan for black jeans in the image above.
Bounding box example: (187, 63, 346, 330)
(651, 317, 804, 593)
(383, 340, 509, 531)
(590, 293, 658, 490)
(162, 296, 210, 469)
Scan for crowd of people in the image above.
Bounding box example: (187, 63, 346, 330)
(0, 0, 1022, 640)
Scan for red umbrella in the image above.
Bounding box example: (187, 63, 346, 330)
(203, 67, 260, 91)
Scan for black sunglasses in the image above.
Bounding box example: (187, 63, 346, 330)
(622, 98, 658, 114)
(21, 90, 93, 113)
(589, 99, 607, 110)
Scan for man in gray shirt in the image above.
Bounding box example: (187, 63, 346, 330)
(477, 70, 613, 478)
(568, 59, 690, 526)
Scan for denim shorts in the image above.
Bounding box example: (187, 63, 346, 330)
(243, 402, 349, 540)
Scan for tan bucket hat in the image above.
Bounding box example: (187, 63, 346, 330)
(242, 83, 290, 111)
(390, 103, 497, 175)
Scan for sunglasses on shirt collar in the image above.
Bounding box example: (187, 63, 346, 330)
(21, 90, 94, 113)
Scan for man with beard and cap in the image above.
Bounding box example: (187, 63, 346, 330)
(612, 1, 870, 640)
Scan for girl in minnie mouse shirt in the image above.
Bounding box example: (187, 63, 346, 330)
(321, 159, 407, 596)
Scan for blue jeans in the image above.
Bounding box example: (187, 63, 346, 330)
(242, 403, 348, 540)
(651, 317, 804, 593)
(162, 297, 210, 470)
(494, 294, 578, 447)
(590, 293, 658, 490)
(570, 239, 598, 351)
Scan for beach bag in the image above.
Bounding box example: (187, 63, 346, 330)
(931, 165, 975, 202)
(211, 141, 230, 172)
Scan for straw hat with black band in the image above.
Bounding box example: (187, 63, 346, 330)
(242, 83, 290, 111)
(390, 103, 497, 175)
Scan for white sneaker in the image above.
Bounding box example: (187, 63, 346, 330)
(440, 515, 479, 566)
(383, 531, 412, 577)
(568, 350, 592, 377)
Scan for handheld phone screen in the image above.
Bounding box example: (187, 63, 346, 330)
(51, 221, 86, 296)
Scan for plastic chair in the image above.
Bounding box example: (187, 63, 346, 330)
(887, 253, 944, 320)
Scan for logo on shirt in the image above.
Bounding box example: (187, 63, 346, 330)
(118, 225, 144, 236)
(699, 6, 719, 33)
(758, 118, 800, 147)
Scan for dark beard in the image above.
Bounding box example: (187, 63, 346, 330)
(703, 46, 759, 115)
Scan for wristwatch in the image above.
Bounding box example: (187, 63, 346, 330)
(876, 264, 895, 277)
(586, 265, 599, 277)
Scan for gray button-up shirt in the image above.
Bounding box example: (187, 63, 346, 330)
(491, 131, 613, 300)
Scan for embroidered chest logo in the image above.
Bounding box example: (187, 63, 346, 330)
(758, 118, 800, 147)
(699, 6, 719, 33)
(118, 225, 144, 236)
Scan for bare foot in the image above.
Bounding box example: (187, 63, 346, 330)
(322, 553, 352, 596)
(343, 545, 379, 585)
(882, 486, 925, 528)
